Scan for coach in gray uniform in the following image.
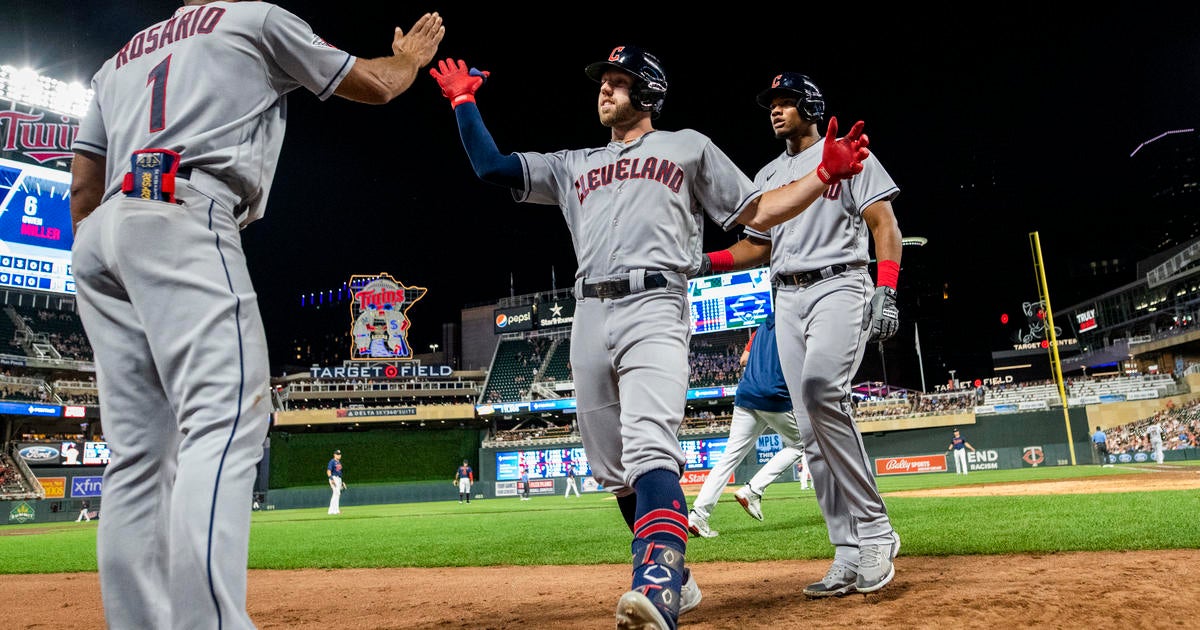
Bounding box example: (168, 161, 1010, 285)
(69, 3, 444, 628)
(704, 72, 903, 596)
(430, 48, 870, 630)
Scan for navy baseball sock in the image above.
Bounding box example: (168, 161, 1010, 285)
(632, 468, 688, 548)
(627, 469, 688, 627)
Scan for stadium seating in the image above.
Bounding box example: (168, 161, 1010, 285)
(541, 337, 572, 383)
(481, 337, 540, 402)
(688, 329, 750, 388)
(1098, 398, 1200, 454)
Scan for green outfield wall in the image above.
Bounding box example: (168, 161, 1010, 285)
(6, 406, 1197, 522)
(266, 427, 482, 488)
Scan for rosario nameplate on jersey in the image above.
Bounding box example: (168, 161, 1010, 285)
(122, 148, 183, 203)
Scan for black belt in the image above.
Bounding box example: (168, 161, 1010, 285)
(580, 272, 669, 299)
(775, 263, 855, 287)
(177, 166, 192, 180)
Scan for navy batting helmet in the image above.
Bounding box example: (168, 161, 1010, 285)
(585, 45, 668, 117)
(756, 72, 825, 122)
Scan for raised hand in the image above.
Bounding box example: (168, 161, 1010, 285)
(392, 12, 445, 69)
(816, 116, 870, 184)
(429, 58, 491, 108)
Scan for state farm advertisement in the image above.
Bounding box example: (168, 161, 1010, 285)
(680, 470, 734, 485)
(875, 454, 949, 476)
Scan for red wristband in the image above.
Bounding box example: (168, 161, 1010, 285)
(707, 249, 735, 272)
(877, 259, 900, 289)
(451, 94, 476, 108)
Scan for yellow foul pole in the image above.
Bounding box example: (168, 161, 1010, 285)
(1029, 231, 1076, 465)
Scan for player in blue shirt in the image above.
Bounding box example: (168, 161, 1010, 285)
(327, 450, 343, 515)
(688, 313, 807, 537)
(455, 459, 474, 503)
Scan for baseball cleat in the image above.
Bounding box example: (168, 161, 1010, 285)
(856, 532, 901, 593)
(679, 567, 701, 615)
(615, 590, 674, 630)
(803, 561, 858, 597)
(687, 511, 718, 538)
(734, 484, 763, 521)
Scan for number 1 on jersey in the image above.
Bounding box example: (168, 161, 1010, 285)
(147, 55, 171, 133)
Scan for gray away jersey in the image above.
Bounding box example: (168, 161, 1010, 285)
(514, 129, 761, 280)
(72, 1, 354, 225)
(745, 136, 899, 274)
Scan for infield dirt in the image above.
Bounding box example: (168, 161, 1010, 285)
(7, 470, 1199, 629)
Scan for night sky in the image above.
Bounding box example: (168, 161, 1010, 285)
(4, 3, 1199, 387)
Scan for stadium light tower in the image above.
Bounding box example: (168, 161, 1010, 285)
(0, 65, 93, 117)
(429, 343, 440, 362)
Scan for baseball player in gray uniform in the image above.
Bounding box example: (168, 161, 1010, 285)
(703, 72, 903, 596)
(430, 48, 870, 630)
(1147, 421, 1165, 464)
(69, 3, 444, 627)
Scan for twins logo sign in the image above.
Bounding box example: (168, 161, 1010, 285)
(349, 273, 426, 360)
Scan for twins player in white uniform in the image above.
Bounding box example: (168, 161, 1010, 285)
(430, 47, 870, 630)
(69, 3, 444, 627)
(706, 72, 903, 596)
(688, 314, 805, 538)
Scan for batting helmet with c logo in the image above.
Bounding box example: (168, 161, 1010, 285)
(585, 45, 668, 117)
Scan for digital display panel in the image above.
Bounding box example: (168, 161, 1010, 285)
(83, 441, 111, 465)
(495, 440, 731, 480)
(496, 447, 590, 481)
(61, 441, 81, 465)
(689, 267, 772, 335)
(680, 437, 728, 471)
(0, 155, 75, 294)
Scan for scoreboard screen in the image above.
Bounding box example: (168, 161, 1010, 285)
(496, 447, 590, 481)
(688, 267, 772, 335)
(680, 437, 729, 471)
(0, 155, 75, 294)
(495, 438, 731, 480)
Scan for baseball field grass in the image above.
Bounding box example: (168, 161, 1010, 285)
(2, 462, 1197, 575)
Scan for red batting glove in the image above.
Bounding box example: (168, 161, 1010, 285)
(816, 116, 870, 184)
(429, 58, 490, 108)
